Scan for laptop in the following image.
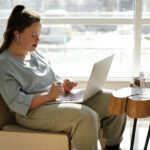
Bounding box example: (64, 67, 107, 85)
(48, 54, 114, 104)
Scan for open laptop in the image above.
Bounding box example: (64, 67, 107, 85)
(48, 54, 114, 104)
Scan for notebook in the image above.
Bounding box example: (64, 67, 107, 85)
(48, 54, 114, 104)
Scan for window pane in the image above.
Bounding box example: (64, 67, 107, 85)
(0, 0, 134, 79)
(141, 25, 150, 72)
(38, 24, 133, 78)
(41, 0, 134, 18)
(143, 0, 150, 18)
(0, 0, 134, 18)
(0, 24, 6, 44)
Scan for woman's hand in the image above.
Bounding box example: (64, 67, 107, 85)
(48, 82, 64, 100)
(63, 79, 78, 93)
(30, 82, 64, 108)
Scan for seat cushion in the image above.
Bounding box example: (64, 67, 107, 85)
(3, 124, 69, 135)
(3, 125, 35, 132)
(0, 95, 15, 129)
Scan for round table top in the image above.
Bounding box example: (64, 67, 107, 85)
(112, 87, 142, 98)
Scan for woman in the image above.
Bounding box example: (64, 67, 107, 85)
(0, 5, 126, 150)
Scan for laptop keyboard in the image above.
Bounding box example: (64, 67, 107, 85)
(60, 90, 85, 102)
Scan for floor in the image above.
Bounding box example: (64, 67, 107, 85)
(98, 119, 150, 150)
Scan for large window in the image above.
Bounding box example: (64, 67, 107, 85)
(0, 0, 150, 80)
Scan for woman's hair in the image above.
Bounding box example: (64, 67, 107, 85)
(0, 5, 40, 53)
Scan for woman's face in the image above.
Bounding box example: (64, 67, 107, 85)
(18, 22, 41, 52)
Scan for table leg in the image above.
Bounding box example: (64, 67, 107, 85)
(144, 124, 150, 150)
(130, 118, 137, 150)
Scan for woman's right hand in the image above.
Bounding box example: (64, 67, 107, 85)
(48, 82, 64, 101)
(30, 82, 64, 108)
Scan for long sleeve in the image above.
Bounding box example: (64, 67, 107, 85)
(0, 71, 33, 116)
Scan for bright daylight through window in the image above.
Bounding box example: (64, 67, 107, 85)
(0, 0, 150, 80)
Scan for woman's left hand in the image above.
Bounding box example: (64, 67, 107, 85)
(63, 79, 78, 93)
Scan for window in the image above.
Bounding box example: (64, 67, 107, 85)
(0, 0, 149, 80)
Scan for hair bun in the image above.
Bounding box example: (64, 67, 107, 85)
(11, 5, 25, 15)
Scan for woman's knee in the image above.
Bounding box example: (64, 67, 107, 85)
(79, 106, 100, 129)
(98, 89, 113, 100)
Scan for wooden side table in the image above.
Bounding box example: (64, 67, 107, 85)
(108, 87, 150, 150)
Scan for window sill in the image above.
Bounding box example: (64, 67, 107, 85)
(73, 77, 131, 89)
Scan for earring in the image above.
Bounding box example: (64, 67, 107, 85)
(16, 34, 20, 42)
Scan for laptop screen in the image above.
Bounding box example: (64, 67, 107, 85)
(83, 54, 114, 101)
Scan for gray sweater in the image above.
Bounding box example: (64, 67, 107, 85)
(0, 49, 60, 116)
